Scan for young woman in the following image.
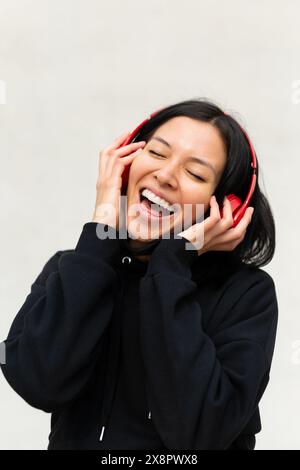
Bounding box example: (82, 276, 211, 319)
(0, 99, 278, 450)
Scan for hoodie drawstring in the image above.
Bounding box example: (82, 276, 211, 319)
(98, 277, 124, 442)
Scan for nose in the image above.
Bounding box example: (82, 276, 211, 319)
(153, 165, 177, 189)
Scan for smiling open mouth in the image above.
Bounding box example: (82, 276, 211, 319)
(138, 188, 176, 218)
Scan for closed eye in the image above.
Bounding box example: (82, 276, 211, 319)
(149, 150, 165, 157)
(148, 150, 205, 182)
(188, 172, 205, 182)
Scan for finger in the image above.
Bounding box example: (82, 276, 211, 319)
(206, 198, 235, 241)
(236, 206, 254, 233)
(119, 147, 144, 164)
(210, 227, 245, 247)
(99, 131, 131, 169)
(202, 207, 254, 253)
(107, 146, 143, 175)
(106, 142, 145, 169)
(105, 140, 144, 172)
(114, 141, 146, 157)
(248, 206, 254, 218)
(221, 197, 234, 228)
(107, 131, 131, 150)
(224, 206, 254, 240)
(207, 195, 221, 226)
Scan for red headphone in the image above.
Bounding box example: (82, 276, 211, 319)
(120, 108, 257, 228)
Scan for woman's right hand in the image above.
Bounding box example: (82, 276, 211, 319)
(92, 131, 146, 229)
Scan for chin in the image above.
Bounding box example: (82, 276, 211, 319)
(127, 216, 181, 242)
(127, 222, 160, 242)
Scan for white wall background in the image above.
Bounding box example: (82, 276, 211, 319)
(0, 0, 299, 450)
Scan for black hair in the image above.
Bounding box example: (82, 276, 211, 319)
(131, 97, 276, 268)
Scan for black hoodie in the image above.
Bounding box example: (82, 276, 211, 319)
(0, 222, 278, 450)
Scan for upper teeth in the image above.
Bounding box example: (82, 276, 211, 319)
(141, 189, 174, 213)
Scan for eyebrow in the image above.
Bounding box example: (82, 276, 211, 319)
(149, 136, 217, 177)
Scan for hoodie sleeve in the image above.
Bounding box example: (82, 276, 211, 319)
(139, 236, 278, 450)
(0, 222, 122, 413)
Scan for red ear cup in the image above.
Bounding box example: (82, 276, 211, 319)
(219, 194, 243, 228)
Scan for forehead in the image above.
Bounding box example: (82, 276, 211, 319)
(150, 116, 227, 173)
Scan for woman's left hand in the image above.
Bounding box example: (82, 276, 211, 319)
(177, 195, 254, 256)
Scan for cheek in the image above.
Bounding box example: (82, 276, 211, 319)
(185, 183, 213, 203)
(128, 154, 149, 182)
(126, 155, 149, 197)
(126, 159, 139, 189)
(181, 191, 211, 223)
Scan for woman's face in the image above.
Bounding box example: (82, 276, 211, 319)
(125, 116, 227, 244)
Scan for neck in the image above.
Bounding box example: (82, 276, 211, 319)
(127, 238, 157, 263)
(134, 254, 150, 263)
